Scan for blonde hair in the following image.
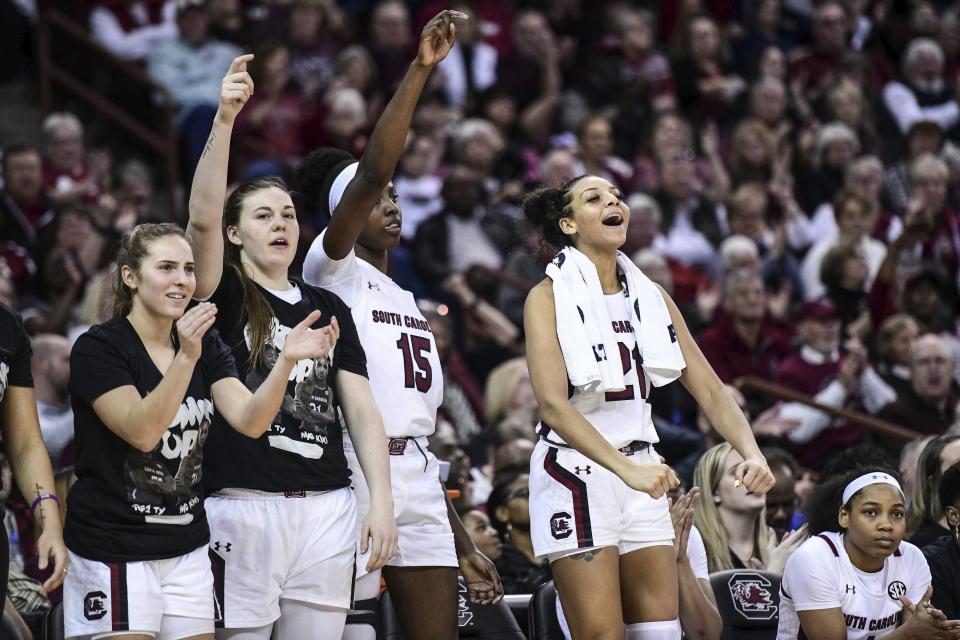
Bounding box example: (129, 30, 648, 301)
(693, 443, 771, 572)
(484, 357, 529, 427)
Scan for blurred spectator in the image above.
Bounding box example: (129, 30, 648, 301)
(900, 154, 960, 277)
(874, 314, 920, 396)
(366, 0, 415, 93)
(818, 239, 870, 333)
(882, 120, 945, 216)
(748, 77, 790, 141)
(731, 0, 795, 79)
(146, 0, 241, 176)
(309, 86, 369, 159)
(572, 114, 632, 192)
(496, 9, 556, 111)
(923, 461, 960, 618)
(435, 1, 497, 111)
(483, 357, 536, 429)
(824, 78, 880, 154)
(900, 434, 936, 501)
(0, 143, 49, 293)
(394, 134, 444, 241)
(89, 0, 177, 62)
(876, 333, 958, 436)
(41, 112, 110, 206)
(809, 156, 892, 247)
(909, 435, 960, 547)
(728, 119, 777, 187)
(802, 190, 886, 301)
(235, 41, 307, 173)
(797, 121, 861, 214)
(762, 446, 801, 532)
(787, 2, 850, 104)
(653, 147, 724, 268)
(693, 442, 806, 573)
(882, 38, 959, 137)
(487, 472, 550, 595)
(774, 300, 894, 468)
(29, 334, 73, 470)
(698, 268, 793, 386)
(461, 509, 503, 564)
(286, 0, 345, 100)
(671, 16, 746, 126)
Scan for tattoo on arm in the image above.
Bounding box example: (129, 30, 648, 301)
(34, 483, 46, 531)
(201, 131, 216, 159)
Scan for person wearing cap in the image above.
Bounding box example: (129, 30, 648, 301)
(773, 299, 896, 469)
(876, 334, 959, 437)
(778, 466, 959, 639)
(922, 461, 960, 619)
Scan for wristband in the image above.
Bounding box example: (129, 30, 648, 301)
(31, 493, 60, 512)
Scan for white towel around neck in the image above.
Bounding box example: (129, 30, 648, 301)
(545, 246, 686, 408)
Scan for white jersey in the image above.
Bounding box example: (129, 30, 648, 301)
(778, 531, 931, 639)
(538, 292, 658, 449)
(303, 231, 443, 438)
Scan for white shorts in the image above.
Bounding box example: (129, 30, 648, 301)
(205, 486, 357, 628)
(346, 436, 457, 578)
(63, 545, 214, 640)
(529, 440, 674, 561)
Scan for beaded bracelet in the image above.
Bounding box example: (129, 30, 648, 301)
(30, 493, 60, 512)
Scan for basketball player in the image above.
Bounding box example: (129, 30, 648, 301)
(522, 176, 774, 639)
(779, 467, 960, 639)
(186, 58, 397, 638)
(63, 223, 338, 639)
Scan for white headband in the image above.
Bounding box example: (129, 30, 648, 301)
(328, 162, 359, 216)
(841, 472, 903, 505)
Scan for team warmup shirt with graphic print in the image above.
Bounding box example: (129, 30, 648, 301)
(0, 305, 33, 494)
(778, 531, 931, 639)
(202, 267, 367, 493)
(66, 318, 238, 562)
(304, 230, 442, 439)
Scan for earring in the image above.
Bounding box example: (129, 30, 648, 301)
(952, 523, 959, 545)
(714, 496, 721, 505)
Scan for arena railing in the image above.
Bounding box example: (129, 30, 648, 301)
(37, 9, 180, 217)
(736, 376, 921, 444)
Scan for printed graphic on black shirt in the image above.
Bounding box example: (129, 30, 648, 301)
(0, 360, 8, 404)
(125, 397, 213, 522)
(244, 317, 337, 457)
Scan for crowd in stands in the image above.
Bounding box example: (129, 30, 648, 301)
(3, 0, 960, 636)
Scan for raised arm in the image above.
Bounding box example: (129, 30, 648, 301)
(322, 10, 466, 260)
(187, 54, 255, 300)
(658, 285, 774, 494)
(524, 281, 678, 498)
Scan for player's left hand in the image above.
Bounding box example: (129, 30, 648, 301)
(362, 498, 398, 572)
(38, 525, 69, 592)
(416, 10, 468, 67)
(735, 456, 775, 494)
(459, 549, 503, 605)
(281, 311, 339, 364)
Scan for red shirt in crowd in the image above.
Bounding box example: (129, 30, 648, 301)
(697, 312, 794, 385)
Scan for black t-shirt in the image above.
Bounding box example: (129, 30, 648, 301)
(204, 268, 367, 493)
(0, 304, 33, 494)
(924, 535, 960, 619)
(65, 318, 238, 562)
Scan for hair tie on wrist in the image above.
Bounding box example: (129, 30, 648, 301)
(31, 494, 60, 512)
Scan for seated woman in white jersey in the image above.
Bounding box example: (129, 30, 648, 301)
(298, 11, 504, 640)
(63, 223, 339, 640)
(522, 176, 775, 640)
(186, 58, 397, 640)
(778, 466, 960, 639)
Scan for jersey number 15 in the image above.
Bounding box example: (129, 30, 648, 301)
(396, 333, 433, 393)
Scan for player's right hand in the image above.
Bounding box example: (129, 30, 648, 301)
(176, 302, 217, 362)
(217, 54, 255, 125)
(362, 498, 398, 572)
(619, 462, 679, 499)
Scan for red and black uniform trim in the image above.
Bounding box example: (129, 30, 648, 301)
(107, 563, 129, 631)
(817, 534, 840, 557)
(543, 447, 593, 547)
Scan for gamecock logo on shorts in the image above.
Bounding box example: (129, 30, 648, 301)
(84, 590, 108, 621)
(550, 511, 573, 539)
(728, 573, 778, 621)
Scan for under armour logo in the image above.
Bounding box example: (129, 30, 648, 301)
(368, 281, 380, 291)
(574, 465, 592, 475)
(213, 541, 232, 552)
(845, 585, 856, 594)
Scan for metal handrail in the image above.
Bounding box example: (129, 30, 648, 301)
(37, 9, 180, 217)
(736, 376, 922, 443)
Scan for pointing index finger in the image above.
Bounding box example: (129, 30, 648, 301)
(229, 53, 255, 75)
